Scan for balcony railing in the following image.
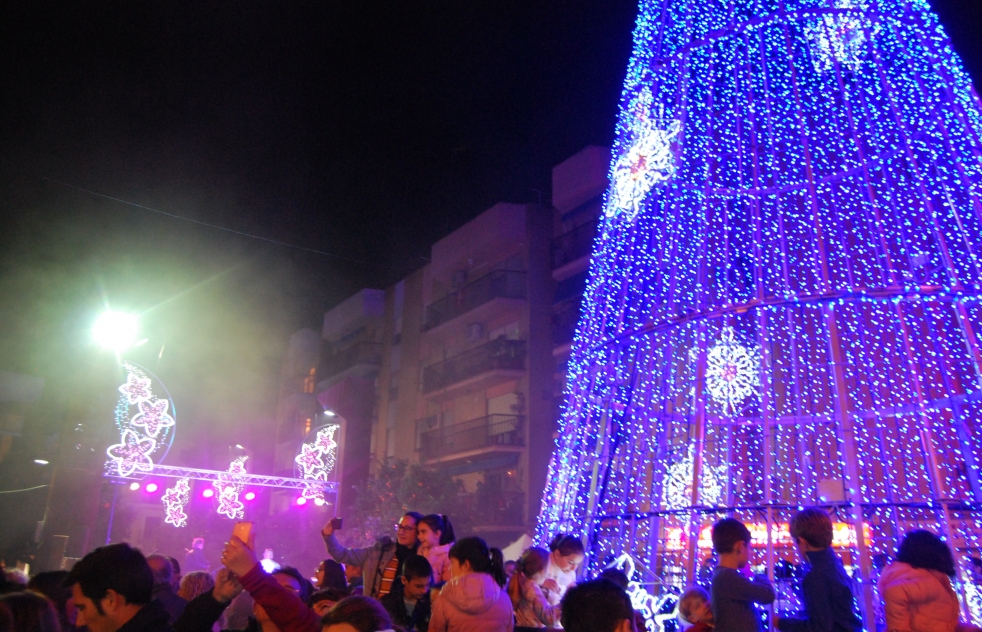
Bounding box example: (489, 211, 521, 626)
(319, 342, 382, 380)
(423, 270, 526, 331)
(418, 414, 524, 461)
(551, 220, 598, 269)
(459, 490, 525, 526)
(422, 339, 526, 393)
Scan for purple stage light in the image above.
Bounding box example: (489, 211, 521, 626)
(296, 496, 307, 506)
(145, 482, 159, 493)
(202, 488, 214, 499)
(129, 482, 141, 491)
(244, 491, 256, 501)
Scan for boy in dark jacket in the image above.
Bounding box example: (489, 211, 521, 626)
(710, 518, 775, 632)
(380, 555, 432, 632)
(777, 508, 862, 632)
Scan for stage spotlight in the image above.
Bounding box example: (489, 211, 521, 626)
(145, 483, 159, 493)
(129, 482, 141, 491)
(296, 496, 307, 506)
(92, 311, 139, 352)
(314, 497, 325, 506)
(202, 488, 215, 498)
(244, 491, 256, 501)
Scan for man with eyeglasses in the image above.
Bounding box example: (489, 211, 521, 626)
(321, 511, 423, 599)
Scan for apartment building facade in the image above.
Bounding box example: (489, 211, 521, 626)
(274, 146, 610, 545)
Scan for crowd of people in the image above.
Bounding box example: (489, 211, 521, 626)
(0, 507, 979, 632)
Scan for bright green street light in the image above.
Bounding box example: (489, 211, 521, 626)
(92, 310, 139, 352)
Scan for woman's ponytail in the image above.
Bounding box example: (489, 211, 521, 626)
(489, 547, 506, 588)
(439, 514, 456, 545)
(420, 514, 456, 546)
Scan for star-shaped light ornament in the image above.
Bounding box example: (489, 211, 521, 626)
(118, 369, 153, 405)
(107, 430, 157, 477)
(211, 458, 248, 519)
(227, 456, 249, 476)
(130, 398, 175, 437)
(295, 443, 325, 479)
(217, 487, 245, 520)
(313, 426, 338, 455)
(162, 478, 191, 527)
(607, 88, 682, 223)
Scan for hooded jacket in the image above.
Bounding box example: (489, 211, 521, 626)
(878, 562, 960, 632)
(419, 542, 453, 584)
(429, 573, 515, 632)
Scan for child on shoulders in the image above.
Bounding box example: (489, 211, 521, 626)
(507, 547, 561, 628)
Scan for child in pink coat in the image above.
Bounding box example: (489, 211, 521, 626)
(429, 537, 514, 632)
(879, 530, 963, 632)
(417, 514, 455, 585)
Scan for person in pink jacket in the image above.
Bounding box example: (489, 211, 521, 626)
(429, 536, 514, 632)
(417, 514, 455, 585)
(879, 530, 963, 632)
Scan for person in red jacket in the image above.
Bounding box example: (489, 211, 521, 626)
(222, 535, 321, 632)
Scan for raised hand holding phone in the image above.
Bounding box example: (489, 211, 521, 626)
(213, 568, 244, 604)
(222, 526, 258, 577)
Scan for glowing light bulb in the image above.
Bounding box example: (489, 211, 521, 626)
(92, 311, 139, 352)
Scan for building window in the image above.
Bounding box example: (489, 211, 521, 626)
(303, 367, 316, 394)
(304, 418, 311, 437)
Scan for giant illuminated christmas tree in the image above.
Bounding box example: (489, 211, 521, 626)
(537, 0, 982, 628)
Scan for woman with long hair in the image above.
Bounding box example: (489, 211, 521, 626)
(879, 530, 963, 632)
(417, 514, 456, 585)
(429, 537, 513, 631)
(542, 534, 584, 606)
(0, 591, 62, 632)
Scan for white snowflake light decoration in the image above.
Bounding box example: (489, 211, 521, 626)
(214, 457, 248, 519)
(295, 425, 339, 502)
(693, 326, 761, 414)
(605, 554, 678, 632)
(162, 478, 191, 528)
(803, 0, 878, 74)
(661, 446, 727, 510)
(607, 88, 682, 222)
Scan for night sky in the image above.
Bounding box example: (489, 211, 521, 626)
(1, 1, 981, 468)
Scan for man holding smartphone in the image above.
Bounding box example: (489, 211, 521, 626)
(321, 511, 422, 599)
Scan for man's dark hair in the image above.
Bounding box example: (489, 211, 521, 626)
(403, 555, 434, 582)
(598, 568, 630, 589)
(167, 556, 181, 577)
(320, 595, 392, 632)
(789, 507, 834, 549)
(307, 588, 346, 607)
(64, 543, 153, 610)
(146, 554, 173, 587)
(560, 579, 634, 632)
(712, 518, 752, 554)
(274, 566, 314, 602)
(897, 530, 956, 577)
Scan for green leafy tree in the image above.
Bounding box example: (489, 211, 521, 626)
(345, 460, 472, 548)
